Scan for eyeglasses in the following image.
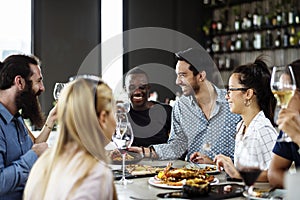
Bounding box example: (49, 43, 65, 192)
(226, 87, 249, 95)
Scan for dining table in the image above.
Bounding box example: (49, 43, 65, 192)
(110, 158, 283, 200)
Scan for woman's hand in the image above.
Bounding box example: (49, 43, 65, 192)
(45, 105, 58, 129)
(277, 108, 300, 146)
(214, 154, 240, 179)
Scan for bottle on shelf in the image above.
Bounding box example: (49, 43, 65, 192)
(233, 7, 241, 32)
(234, 15, 241, 31)
(276, 8, 282, 26)
(230, 35, 236, 52)
(211, 20, 217, 35)
(244, 34, 251, 50)
(288, 4, 294, 25)
(246, 11, 253, 29)
(264, 9, 272, 28)
(253, 32, 262, 50)
(289, 26, 296, 46)
(283, 28, 290, 47)
(203, 0, 211, 5)
(294, 8, 300, 24)
(235, 34, 242, 51)
(274, 30, 281, 48)
(265, 30, 273, 49)
(253, 7, 262, 29)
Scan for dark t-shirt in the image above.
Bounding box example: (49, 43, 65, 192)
(128, 101, 172, 147)
(273, 131, 300, 167)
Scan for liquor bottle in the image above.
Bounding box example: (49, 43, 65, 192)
(289, 27, 296, 46)
(283, 28, 289, 47)
(244, 34, 251, 50)
(265, 30, 273, 48)
(230, 35, 236, 52)
(264, 9, 271, 28)
(211, 21, 217, 35)
(247, 11, 252, 29)
(235, 34, 242, 50)
(276, 9, 282, 26)
(234, 15, 241, 31)
(253, 8, 259, 29)
(253, 32, 262, 50)
(294, 8, 300, 24)
(217, 19, 223, 33)
(288, 5, 294, 25)
(203, 0, 211, 5)
(274, 30, 281, 48)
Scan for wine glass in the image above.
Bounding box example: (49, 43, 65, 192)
(53, 82, 67, 100)
(236, 142, 266, 200)
(112, 112, 134, 185)
(116, 100, 130, 113)
(270, 65, 296, 142)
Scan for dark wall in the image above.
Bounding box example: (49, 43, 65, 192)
(33, 0, 211, 109)
(123, 0, 210, 102)
(33, 0, 101, 113)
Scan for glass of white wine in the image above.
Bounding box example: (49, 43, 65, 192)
(270, 65, 296, 142)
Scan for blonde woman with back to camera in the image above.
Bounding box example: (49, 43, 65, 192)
(24, 76, 118, 200)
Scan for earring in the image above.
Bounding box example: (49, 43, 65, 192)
(244, 99, 251, 107)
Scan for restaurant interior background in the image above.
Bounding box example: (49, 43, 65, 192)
(1, 0, 300, 128)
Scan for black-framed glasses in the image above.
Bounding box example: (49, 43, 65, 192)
(226, 87, 249, 95)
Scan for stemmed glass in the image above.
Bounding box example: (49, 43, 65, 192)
(236, 142, 266, 200)
(53, 82, 67, 100)
(112, 112, 134, 185)
(270, 65, 296, 142)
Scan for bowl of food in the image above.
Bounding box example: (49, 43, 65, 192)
(183, 178, 211, 197)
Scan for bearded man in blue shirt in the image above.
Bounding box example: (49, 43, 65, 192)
(0, 54, 56, 200)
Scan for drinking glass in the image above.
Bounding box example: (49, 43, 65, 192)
(236, 142, 265, 200)
(116, 100, 130, 113)
(53, 82, 67, 100)
(112, 112, 134, 185)
(270, 65, 296, 142)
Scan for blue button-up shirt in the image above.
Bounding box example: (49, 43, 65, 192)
(0, 103, 37, 200)
(154, 86, 241, 160)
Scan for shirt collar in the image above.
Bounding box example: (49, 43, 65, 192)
(0, 103, 21, 124)
(188, 85, 227, 106)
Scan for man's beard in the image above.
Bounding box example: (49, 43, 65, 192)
(16, 87, 45, 128)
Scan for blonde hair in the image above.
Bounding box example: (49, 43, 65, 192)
(24, 77, 116, 199)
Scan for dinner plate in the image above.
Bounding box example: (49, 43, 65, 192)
(148, 177, 219, 189)
(111, 151, 143, 165)
(157, 183, 244, 199)
(185, 163, 220, 174)
(243, 189, 286, 200)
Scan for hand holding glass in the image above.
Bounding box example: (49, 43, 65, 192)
(270, 66, 296, 142)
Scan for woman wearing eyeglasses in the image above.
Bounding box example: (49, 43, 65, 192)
(214, 55, 277, 182)
(24, 77, 117, 200)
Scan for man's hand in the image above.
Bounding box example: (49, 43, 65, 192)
(190, 152, 214, 164)
(32, 142, 48, 156)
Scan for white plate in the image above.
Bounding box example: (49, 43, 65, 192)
(148, 177, 219, 189)
(243, 189, 286, 200)
(186, 163, 220, 174)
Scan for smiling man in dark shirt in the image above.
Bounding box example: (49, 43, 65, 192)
(125, 67, 172, 147)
